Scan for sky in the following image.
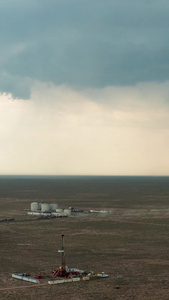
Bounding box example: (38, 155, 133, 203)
(0, 0, 169, 175)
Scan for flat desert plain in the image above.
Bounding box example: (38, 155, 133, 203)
(0, 176, 169, 300)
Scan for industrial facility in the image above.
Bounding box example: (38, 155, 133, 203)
(28, 202, 111, 218)
(28, 202, 72, 217)
(12, 234, 108, 285)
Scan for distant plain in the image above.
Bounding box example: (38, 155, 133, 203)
(0, 176, 169, 300)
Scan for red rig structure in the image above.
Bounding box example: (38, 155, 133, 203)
(52, 234, 87, 278)
(52, 234, 108, 281)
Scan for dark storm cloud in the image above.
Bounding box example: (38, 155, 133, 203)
(1, 0, 169, 98)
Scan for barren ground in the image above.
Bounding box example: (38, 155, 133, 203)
(0, 176, 169, 300)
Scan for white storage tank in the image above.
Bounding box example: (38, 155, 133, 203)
(64, 209, 71, 216)
(56, 208, 63, 213)
(41, 203, 50, 212)
(50, 203, 58, 211)
(31, 202, 39, 211)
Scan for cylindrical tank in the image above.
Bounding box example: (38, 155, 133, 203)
(41, 203, 50, 211)
(31, 202, 39, 211)
(50, 203, 58, 211)
(64, 209, 71, 216)
(56, 208, 63, 213)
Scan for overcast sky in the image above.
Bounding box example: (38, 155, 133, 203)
(1, 0, 169, 175)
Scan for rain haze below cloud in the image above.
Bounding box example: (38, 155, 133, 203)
(0, 82, 169, 175)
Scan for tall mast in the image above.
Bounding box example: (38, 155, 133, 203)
(61, 234, 65, 271)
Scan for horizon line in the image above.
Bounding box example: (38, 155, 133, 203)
(0, 174, 169, 177)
